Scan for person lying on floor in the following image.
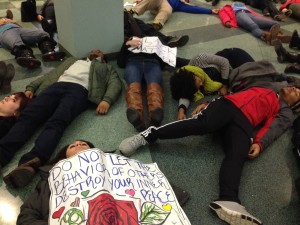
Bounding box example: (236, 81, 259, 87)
(0, 10, 65, 69)
(124, 8, 189, 49)
(219, 2, 291, 45)
(16, 139, 190, 225)
(170, 48, 255, 120)
(119, 82, 300, 225)
(280, 0, 300, 20)
(131, 0, 219, 30)
(0, 50, 123, 188)
(239, 0, 291, 21)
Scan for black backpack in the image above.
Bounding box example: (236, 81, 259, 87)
(21, 0, 37, 22)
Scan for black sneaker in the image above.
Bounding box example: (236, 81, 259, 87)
(17, 57, 41, 69)
(167, 35, 189, 48)
(42, 51, 66, 62)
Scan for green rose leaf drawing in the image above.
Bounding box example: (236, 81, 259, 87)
(140, 202, 171, 224)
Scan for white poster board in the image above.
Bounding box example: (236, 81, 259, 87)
(49, 148, 191, 225)
(128, 37, 177, 67)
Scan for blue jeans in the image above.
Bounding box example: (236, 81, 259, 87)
(0, 27, 49, 50)
(124, 58, 162, 86)
(172, 2, 212, 14)
(235, 11, 278, 38)
(0, 82, 89, 166)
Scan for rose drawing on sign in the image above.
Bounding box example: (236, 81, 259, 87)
(87, 193, 139, 225)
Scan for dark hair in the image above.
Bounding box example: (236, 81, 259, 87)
(13, 92, 30, 116)
(49, 139, 95, 165)
(170, 68, 198, 101)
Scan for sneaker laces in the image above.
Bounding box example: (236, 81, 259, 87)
(128, 135, 147, 149)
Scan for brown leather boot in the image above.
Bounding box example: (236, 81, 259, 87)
(147, 83, 164, 127)
(263, 23, 280, 45)
(126, 82, 145, 131)
(3, 157, 41, 188)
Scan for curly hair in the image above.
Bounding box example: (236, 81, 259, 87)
(170, 68, 198, 101)
(49, 139, 95, 165)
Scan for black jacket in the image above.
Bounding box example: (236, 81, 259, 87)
(17, 166, 52, 225)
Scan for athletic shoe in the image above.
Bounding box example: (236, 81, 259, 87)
(119, 134, 148, 156)
(209, 200, 262, 225)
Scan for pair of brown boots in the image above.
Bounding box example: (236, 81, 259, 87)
(262, 24, 291, 45)
(126, 82, 164, 131)
(0, 61, 15, 94)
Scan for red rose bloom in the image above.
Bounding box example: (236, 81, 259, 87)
(87, 193, 139, 225)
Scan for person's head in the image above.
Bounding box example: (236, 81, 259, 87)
(50, 140, 95, 165)
(0, 92, 30, 118)
(170, 68, 202, 101)
(88, 49, 107, 63)
(279, 86, 300, 111)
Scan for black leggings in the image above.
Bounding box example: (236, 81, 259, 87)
(142, 98, 253, 202)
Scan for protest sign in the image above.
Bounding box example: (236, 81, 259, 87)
(49, 148, 191, 225)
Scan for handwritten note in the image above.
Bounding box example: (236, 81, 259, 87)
(49, 148, 191, 225)
(128, 36, 177, 67)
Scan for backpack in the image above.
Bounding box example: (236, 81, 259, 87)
(21, 0, 37, 22)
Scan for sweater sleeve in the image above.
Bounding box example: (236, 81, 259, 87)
(189, 53, 230, 83)
(17, 180, 50, 225)
(102, 64, 123, 105)
(255, 102, 294, 151)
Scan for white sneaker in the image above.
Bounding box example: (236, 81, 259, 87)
(119, 134, 148, 156)
(209, 201, 262, 225)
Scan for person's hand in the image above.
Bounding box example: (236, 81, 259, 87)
(225, 21, 232, 28)
(37, 14, 44, 22)
(218, 85, 228, 96)
(177, 108, 186, 120)
(96, 101, 110, 115)
(212, 9, 219, 14)
(126, 37, 142, 48)
(24, 91, 34, 99)
(191, 103, 207, 116)
(248, 143, 261, 159)
(0, 19, 14, 26)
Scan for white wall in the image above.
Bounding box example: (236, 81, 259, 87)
(54, 0, 123, 58)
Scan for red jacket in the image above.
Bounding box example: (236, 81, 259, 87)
(225, 87, 280, 145)
(280, 0, 300, 10)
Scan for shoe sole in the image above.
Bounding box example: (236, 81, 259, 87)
(3, 167, 35, 188)
(17, 57, 41, 69)
(269, 24, 280, 45)
(168, 35, 189, 48)
(42, 51, 66, 62)
(209, 203, 262, 225)
(126, 108, 146, 131)
(274, 41, 286, 63)
(1, 63, 15, 94)
(289, 30, 299, 49)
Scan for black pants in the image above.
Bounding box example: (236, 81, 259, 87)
(141, 98, 253, 203)
(0, 82, 88, 166)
